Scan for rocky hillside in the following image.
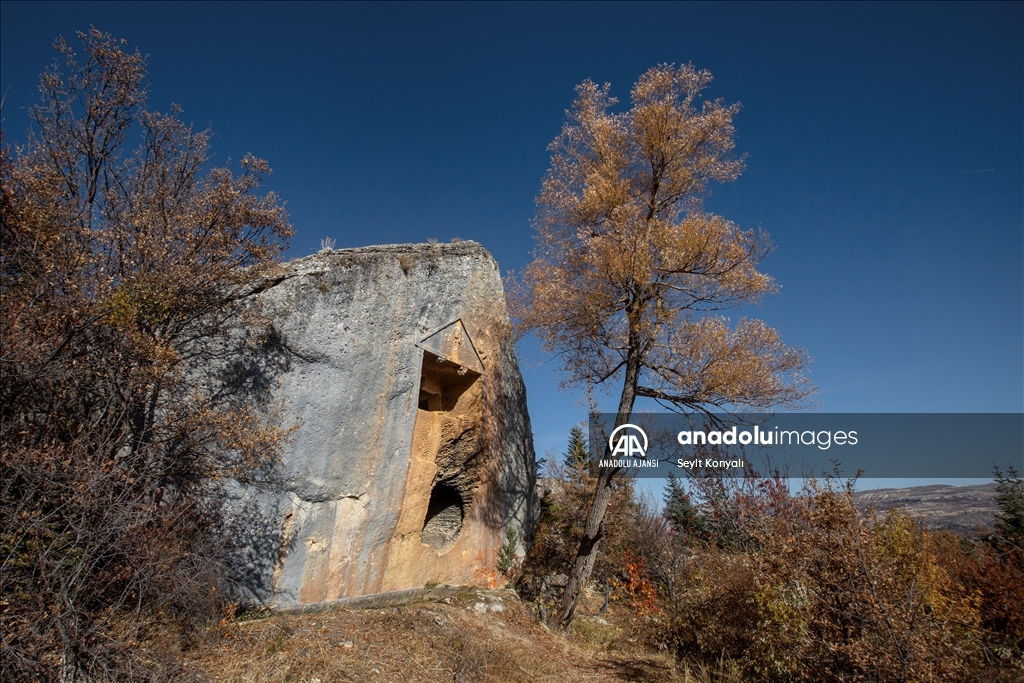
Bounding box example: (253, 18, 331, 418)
(854, 482, 998, 533)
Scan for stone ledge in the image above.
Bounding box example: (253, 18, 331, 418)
(275, 584, 467, 615)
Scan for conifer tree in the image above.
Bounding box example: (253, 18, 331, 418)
(663, 472, 705, 536)
(993, 465, 1024, 549)
(565, 425, 591, 472)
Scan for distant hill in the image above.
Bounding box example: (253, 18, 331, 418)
(854, 482, 998, 533)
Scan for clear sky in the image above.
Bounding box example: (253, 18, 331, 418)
(2, 2, 1021, 483)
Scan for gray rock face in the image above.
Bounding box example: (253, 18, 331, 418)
(223, 242, 537, 608)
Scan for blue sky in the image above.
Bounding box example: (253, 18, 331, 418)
(2, 2, 1021, 484)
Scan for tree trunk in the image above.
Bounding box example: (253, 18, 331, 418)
(557, 331, 642, 627)
(556, 466, 615, 626)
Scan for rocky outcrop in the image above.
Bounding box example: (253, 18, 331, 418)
(222, 242, 537, 608)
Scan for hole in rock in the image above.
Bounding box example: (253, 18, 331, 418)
(417, 351, 478, 412)
(420, 482, 464, 551)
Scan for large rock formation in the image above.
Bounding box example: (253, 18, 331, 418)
(223, 242, 537, 608)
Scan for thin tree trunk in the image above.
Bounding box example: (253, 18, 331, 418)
(557, 327, 642, 627)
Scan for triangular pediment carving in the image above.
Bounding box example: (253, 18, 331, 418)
(416, 319, 484, 374)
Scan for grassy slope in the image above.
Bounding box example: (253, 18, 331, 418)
(175, 588, 724, 683)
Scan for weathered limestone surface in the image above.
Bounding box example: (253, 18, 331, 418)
(225, 242, 537, 608)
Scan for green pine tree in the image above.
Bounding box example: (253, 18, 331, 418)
(565, 425, 591, 472)
(993, 465, 1024, 548)
(663, 472, 705, 536)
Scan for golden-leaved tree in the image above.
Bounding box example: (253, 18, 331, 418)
(1, 30, 292, 680)
(509, 64, 814, 626)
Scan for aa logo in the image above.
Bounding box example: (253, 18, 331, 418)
(609, 424, 648, 458)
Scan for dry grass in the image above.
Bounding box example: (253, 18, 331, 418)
(177, 589, 720, 683)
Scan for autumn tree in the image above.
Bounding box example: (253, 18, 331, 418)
(509, 64, 813, 626)
(0, 30, 292, 679)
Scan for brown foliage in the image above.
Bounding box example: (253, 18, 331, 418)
(508, 63, 813, 627)
(509, 64, 811, 413)
(639, 474, 1021, 682)
(930, 532, 1024, 680)
(1, 29, 291, 680)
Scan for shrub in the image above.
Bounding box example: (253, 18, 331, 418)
(0, 29, 291, 680)
(646, 476, 989, 682)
